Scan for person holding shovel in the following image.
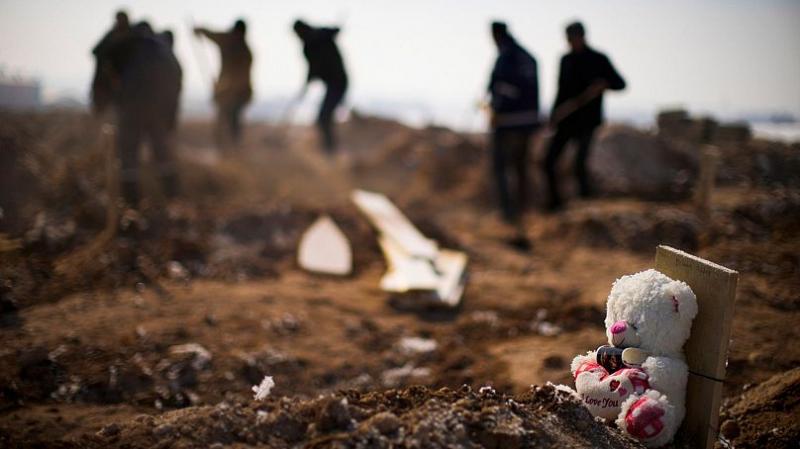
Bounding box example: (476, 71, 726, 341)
(293, 19, 349, 155)
(544, 21, 625, 211)
(194, 19, 253, 149)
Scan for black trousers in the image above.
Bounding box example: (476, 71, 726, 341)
(215, 92, 250, 149)
(544, 126, 596, 207)
(317, 80, 347, 154)
(492, 128, 533, 223)
(219, 101, 246, 145)
(118, 110, 177, 206)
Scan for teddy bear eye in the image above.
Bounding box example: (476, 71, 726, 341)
(630, 323, 638, 331)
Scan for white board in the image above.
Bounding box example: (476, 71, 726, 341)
(434, 249, 468, 306)
(377, 233, 467, 307)
(351, 190, 439, 259)
(353, 189, 467, 307)
(297, 215, 352, 276)
(378, 236, 441, 292)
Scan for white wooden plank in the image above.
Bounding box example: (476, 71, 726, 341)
(377, 237, 467, 307)
(378, 236, 440, 292)
(434, 249, 468, 306)
(351, 190, 439, 259)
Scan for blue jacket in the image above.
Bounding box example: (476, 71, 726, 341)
(488, 38, 540, 130)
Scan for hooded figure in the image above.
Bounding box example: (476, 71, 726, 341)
(293, 19, 349, 154)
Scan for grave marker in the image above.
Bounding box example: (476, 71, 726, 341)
(298, 215, 352, 276)
(655, 245, 738, 449)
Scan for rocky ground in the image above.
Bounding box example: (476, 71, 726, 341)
(0, 110, 798, 448)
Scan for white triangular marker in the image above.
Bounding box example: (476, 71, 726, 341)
(298, 215, 352, 276)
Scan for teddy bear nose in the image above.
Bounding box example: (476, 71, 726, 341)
(610, 320, 628, 335)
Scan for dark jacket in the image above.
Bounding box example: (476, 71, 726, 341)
(488, 38, 540, 130)
(92, 31, 181, 129)
(552, 46, 625, 132)
(299, 27, 347, 86)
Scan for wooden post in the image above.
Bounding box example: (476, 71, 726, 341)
(654, 245, 738, 449)
(693, 145, 720, 220)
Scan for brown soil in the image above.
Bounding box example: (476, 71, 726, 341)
(2, 385, 647, 449)
(718, 368, 800, 449)
(1, 110, 798, 448)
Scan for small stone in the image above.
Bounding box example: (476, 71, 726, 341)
(153, 423, 174, 437)
(543, 355, 566, 369)
(97, 423, 120, 437)
(368, 412, 401, 435)
(720, 419, 740, 440)
(747, 351, 768, 365)
(573, 417, 590, 432)
(135, 414, 156, 426)
(317, 397, 351, 432)
(167, 261, 190, 282)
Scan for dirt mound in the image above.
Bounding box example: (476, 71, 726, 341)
(349, 124, 490, 213)
(0, 202, 386, 310)
(540, 204, 702, 253)
(719, 368, 800, 449)
(589, 126, 697, 201)
(716, 139, 800, 188)
(23, 385, 640, 449)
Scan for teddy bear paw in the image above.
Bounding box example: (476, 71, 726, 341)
(624, 395, 666, 440)
(574, 360, 608, 380)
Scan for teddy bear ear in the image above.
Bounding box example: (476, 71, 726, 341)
(670, 295, 680, 313)
(668, 281, 699, 320)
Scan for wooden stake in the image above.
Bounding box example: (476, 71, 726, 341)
(654, 245, 738, 449)
(693, 145, 720, 220)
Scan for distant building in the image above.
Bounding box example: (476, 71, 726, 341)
(0, 75, 42, 110)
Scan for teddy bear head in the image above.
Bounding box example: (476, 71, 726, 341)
(604, 269, 698, 356)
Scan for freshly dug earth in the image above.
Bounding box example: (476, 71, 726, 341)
(1, 111, 799, 448)
(718, 368, 800, 449)
(3, 385, 644, 449)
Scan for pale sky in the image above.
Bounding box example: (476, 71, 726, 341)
(1, 0, 799, 127)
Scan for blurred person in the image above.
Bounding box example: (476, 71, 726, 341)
(293, 19, 349, 155)
(194, 19, 253, 149)
(92, 10, 131, 53)
(159, 29, 175, 49)
(487, 22, 540, 226)
(544, 21, 625, 211)
(132, 21, 154, 36)
(91, 17, 182, 206)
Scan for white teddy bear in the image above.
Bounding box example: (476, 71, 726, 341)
(571, 269, 698, 447)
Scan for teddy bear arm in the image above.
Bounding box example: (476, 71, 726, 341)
(570, 351, 599, 377)
(615, 357, 687, 447)
(640, 355, 689, 406)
